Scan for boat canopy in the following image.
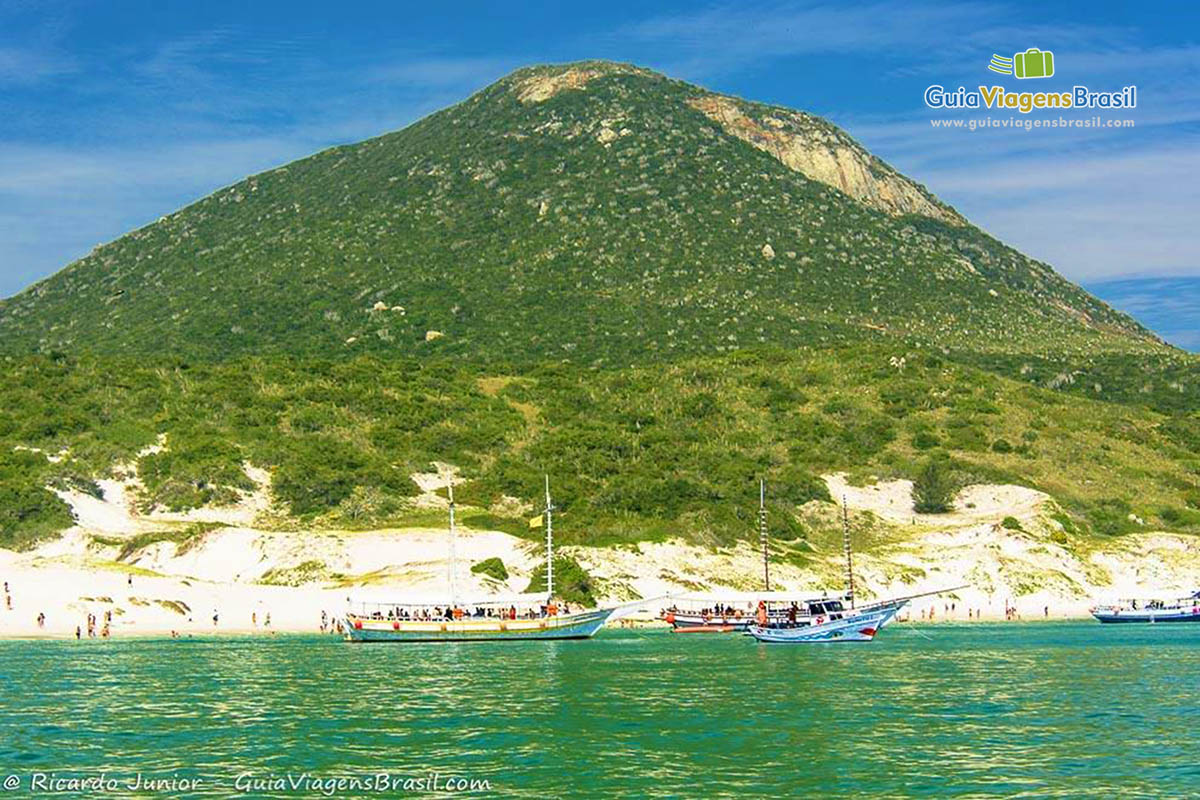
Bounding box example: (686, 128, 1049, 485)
(664, 590, 844, 605)
(348, 591, 552, 609)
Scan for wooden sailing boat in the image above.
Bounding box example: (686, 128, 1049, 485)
(661, 479, 816, 632)
(344, 476, 614, 642)
(746, 495, 963, 643)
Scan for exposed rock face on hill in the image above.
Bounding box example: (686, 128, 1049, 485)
(685, 94, 961, 225)
(514, 62, 652, 104)
(0, 60, 1157, 362)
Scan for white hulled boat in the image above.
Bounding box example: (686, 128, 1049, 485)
(745, 494, 963, 643)
(1091, 591, 1200, 624)
(345, 477, 615, 642)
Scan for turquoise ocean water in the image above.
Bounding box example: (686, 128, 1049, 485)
(1, 622, 1198, 798)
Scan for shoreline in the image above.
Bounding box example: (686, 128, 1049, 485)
(0, 617, 1111, 641)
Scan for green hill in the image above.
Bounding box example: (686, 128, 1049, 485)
(0, 61, 1161, 363)
(0, 61, 1196, 553)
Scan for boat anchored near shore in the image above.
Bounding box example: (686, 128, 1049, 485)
(345, 476, 615, 642)
(744, 590, 952, 643)
(1091, 591, 1200, 624)
(744, 493, 964, 643)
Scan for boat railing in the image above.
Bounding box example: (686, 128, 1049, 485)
(347, 599, 563, 621)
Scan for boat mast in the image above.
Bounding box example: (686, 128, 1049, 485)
(842, 494, 854, 608)
(447, 477, 458, 608)
(760, 478, 770, 591)
(544, 475, 554, 601)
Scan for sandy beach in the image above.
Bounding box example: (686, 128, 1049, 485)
(3, 471, 1198, 638)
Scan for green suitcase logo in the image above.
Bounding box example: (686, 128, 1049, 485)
(1013, 48, 1054, 79)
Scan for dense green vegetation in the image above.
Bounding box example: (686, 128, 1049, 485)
(913, 458, 958, 514)
(0, 62, 1158, 364)
(0, 62, 1194, 556)
(470, 557, 509, 582)
(524, 556, 597, 606)
(0, 346, 1196, 551)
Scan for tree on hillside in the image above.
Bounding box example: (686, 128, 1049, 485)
(913, 458, 958, 514)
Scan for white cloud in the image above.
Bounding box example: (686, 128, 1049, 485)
(2, 2, 1197, 299)
(365, 56, 516, 88)
(913, 144, 1200, 281)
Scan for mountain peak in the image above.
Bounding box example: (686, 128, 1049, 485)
(505, 60, 659, 104)
(500, 60, 958, 224)
(0, 60, 1157, 361)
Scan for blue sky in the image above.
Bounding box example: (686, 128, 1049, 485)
(2, 1, 1198, 346)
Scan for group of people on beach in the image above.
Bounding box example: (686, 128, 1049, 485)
(76, 610, 111, 639)
(320, 610, 346, 635)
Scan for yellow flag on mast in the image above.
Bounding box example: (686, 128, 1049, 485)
(529, 515, 543, 529)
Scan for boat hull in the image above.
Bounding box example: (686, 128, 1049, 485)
(747, 602, 904, 644)
(665, 613, 754, 632)
(1093, 609, 1200, 624)
(672, 624, 738, 633)
(344, 608, 614, 642)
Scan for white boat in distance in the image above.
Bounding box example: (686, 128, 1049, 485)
(345, 477, 615, 642)
(1091, 591, 1200, 624)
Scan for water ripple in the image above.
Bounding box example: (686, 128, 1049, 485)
(1, 623, 1198, 797)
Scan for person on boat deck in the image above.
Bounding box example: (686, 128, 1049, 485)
(788, 603, 798, 624)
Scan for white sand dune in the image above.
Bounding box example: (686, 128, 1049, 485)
(3, 470, 1198, 637)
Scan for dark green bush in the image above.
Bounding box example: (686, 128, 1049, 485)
(913, 430, 940, 450)
(470, 557, 509, 581)
(913, 457, 958, 514)
(524, 556, 597, 606)
(1084, 498, 1135, 536)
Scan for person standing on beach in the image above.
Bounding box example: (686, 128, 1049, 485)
(252, 611, 257, 628)
(75, 625, 81, 640)
(212, 610, 219, 627)
(37, 612, 45, 628)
